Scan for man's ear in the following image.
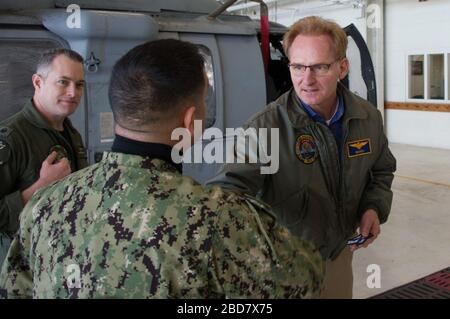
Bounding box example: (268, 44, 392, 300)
(32, 74, 42, 91)
(182, 106, 197, 137)
(338, 57, 350, 80)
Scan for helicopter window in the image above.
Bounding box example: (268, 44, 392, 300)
(197, 45, 216, 128)
(0, 40, 62, 121)
(0, 38, 60, 121)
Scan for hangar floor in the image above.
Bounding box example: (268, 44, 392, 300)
(353, 143, 450, 299)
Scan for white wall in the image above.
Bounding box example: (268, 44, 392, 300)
(385, 0, 450, 149)
(386, 110, 450, 149)
(234, 0, 450, 149)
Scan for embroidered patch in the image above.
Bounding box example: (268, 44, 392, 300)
(295, 135, 318, 164)
(347, 139, 372, 158)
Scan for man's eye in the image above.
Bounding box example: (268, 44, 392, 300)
(315, 65, 328, 71)
(58, 80, 68, 85)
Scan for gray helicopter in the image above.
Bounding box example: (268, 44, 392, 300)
(0, 0, 376, 182)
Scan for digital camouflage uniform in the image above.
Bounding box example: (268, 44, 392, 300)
(0, 151, 324, 298)
(0, 100, 88, 267)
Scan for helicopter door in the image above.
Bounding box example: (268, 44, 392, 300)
(343, 23, 377, 107)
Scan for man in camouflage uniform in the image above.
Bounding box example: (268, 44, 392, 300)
(0, 48, 88, 267)
(0, 39, 324, 298)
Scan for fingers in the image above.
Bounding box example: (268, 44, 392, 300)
(362, 223, 380, 248)
(40, 155, 71, 183)
(372, 220, 381, 237)
(55, 157, 72, 175)
(360, 223, 371, 237)
(45, 151, 58, 164)
(362, 236, 376, 248)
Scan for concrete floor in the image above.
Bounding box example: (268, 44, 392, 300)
(353, 143, 450, 299)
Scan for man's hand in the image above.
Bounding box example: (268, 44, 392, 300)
(350, 209, 380, 252)
(39, 151, 71, 185)
(21, 151, 71, 205)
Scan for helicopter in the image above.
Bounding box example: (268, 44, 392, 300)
(0, 0, 377, 182)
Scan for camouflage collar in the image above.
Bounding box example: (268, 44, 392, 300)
(111, 135, 182, 173)
(102, 151, 181, 174)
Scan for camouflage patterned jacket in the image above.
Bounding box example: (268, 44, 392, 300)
(0, 151, 324, 298)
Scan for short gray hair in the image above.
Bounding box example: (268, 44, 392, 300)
(36, 48, 84, 78)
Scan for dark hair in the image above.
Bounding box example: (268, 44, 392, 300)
(36, 48, 84, 77)
(109, 39, 205, 129)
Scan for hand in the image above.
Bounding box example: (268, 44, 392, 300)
(21, 152, 72, 205)
(350, 209, 380, 252)
(39, 151, 72, 185)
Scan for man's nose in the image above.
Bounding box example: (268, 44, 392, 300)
(66, 83, 76, 97)
(302, 67, 316, 84)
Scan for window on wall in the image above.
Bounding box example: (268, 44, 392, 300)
(448, 54, 450, 100)
(408, 55, 424, 99)
(428, 54, 444, 100)
(408, 53, 449, 101)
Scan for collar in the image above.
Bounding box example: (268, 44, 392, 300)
(295, 92, 344, 126)
(111, 134, 182, 173)
(286, 82, 368, 128)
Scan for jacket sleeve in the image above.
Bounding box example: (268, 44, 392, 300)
(0, 138, 24, 235)
(209, 192, 325, 298)
(358, 111, 397, 224)
(206, 124, 268, 196)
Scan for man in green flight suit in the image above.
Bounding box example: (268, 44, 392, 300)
(0, 39, 324, 298)
(0, 48, 88, 267)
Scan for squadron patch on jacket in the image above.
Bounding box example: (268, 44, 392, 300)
(347, 138, 372, 158)
(295, 135, 318, 164)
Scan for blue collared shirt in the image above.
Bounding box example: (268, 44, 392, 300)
(297, 93, 345, 153)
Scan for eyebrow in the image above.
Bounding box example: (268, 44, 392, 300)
(59, 76, 85, 84)
(290, 62, 330, 66)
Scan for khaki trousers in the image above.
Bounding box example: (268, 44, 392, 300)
(320, 246, 354, 299)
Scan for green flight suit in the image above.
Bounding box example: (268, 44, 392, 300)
(0, 100, 87, 266)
